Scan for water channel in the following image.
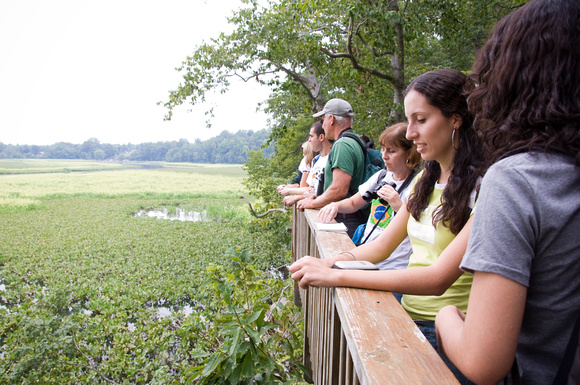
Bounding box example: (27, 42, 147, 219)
(133, 208, 207, 222)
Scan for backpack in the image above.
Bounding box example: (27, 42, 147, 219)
(316, 131, 384, 196)
(338, 132, 385, 184)
(323, 131, 384, 219)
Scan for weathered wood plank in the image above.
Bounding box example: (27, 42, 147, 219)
(335, 287, 459, 384)
(293, 208, 459, 385)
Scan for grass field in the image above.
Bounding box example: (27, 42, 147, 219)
(0, 159, 140, 174)
(0, 161, 248, 212)
(0, 160, 300, 383)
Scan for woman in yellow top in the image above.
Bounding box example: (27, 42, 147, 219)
(289, 68, 487, 384)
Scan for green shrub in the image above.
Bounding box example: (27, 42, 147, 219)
(182, 249, 306, 385)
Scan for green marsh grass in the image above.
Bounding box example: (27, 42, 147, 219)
(0, 158, 138, 174)
(0, 160, 295, 383)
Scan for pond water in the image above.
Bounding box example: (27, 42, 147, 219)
(133, 208, 207, 222)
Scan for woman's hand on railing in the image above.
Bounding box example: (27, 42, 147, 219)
(278, 186, 293, 196)
(318, 203, 339, 223)
(277, 183, 298, 194)
(289, 255, 339, 289)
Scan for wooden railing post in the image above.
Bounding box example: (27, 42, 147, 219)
(291, 206, 304, 307)
(292, 207, 460, 385)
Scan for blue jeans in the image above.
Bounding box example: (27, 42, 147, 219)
(392, 292, 403, 303)
(414, 320, 473, 385)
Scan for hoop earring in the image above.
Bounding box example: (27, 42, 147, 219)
(451, 129, 459, 150)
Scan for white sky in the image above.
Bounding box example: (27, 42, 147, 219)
(0, 0, 271, 146)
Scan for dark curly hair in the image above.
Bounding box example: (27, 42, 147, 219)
(405, 69, 487, 234)
(468, 0, 580, 166)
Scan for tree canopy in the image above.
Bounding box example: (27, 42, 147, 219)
(162, 0, 526, 203)
(163, 0, 526, 141)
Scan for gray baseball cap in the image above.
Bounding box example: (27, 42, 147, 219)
(312, 98, 354, 118)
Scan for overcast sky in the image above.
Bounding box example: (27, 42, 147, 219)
(0, 0, 271, 146)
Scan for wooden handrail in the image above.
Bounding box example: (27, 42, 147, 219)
(292, 208, 460, 385)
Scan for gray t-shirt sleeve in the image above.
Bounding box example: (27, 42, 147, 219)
(461, 161, 536, 287)
(460, 153, 580, 385)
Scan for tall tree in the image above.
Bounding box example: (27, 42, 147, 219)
(162, 0, 525, 140)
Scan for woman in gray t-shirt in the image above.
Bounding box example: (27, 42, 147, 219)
(435, 1, 580, 384)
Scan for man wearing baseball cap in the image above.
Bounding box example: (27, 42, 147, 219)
(311, 98, 355, 119)
(297, 98, 366, 237)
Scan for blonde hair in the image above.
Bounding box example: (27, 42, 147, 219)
(302, 141, 317, 166)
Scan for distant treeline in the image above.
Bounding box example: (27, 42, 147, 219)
(0, 129, 273, 164)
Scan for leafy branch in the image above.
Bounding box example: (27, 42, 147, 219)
(187, 249, 306, 384)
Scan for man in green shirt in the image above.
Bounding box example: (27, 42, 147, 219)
(297, 98, 366, 237)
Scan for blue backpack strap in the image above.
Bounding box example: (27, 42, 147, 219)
(313, 154, 321, 165)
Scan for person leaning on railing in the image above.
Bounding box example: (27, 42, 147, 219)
(279, 121, 331, 207)
(296, 98, 368, 238)
(317, 122, 421, 275)
(277, 137, 318, 194)
(435, 1, 580, 384)
(289, 68, 488, 385)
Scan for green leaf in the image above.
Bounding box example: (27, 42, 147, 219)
(246, 309, 263, 324)
(227, 363, 243, 385)
(201, 353, 225, 378)
(229, 327, 242, 356)
(241, 352, 255, 378)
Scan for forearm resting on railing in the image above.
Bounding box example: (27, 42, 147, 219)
(292, 214, 472, 295)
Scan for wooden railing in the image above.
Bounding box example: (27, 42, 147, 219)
(291, 208, 460, 385)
